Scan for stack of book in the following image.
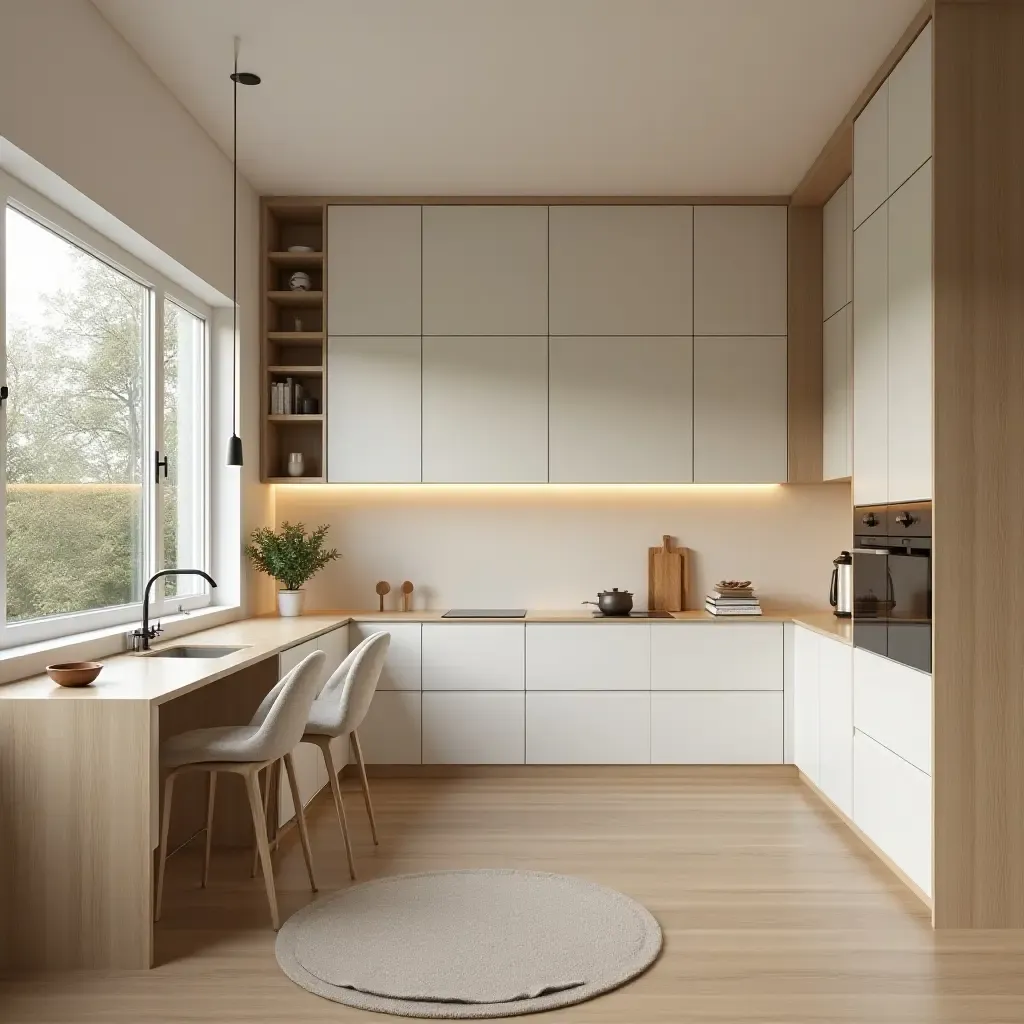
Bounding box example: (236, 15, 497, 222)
(705, 580, 762, 616)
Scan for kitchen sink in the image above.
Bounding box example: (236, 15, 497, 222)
(144, 645, 248, 659)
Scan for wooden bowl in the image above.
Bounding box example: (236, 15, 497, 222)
(46, 662, 102, 687)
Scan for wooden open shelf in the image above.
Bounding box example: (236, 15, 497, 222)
(267, 365, 323, 375)
(265, 476, 326, 485)
(267, 331, 324, 343)
(267, 290, 323, 306)
(268, 251, 323, 267)
(267, 414, 323, 423)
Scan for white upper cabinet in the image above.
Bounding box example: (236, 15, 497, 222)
(327, 205, 421, 335)
(548, 336, 693, 483)
(692, 206, 787, 336)
(548, 206, 693, 335)
(852, 205, 888, 505)
(853, 82, 888, 228)
(693, 336, 788, 483)
(422, 206, 548, 336)
(422, 336, 548, 483)
(886, 162, 933, 502)
(888, 22, 933, 197)
(326, 337, 421, 482)
(823, 305, 852, 480)
(823, 179, 852, 319)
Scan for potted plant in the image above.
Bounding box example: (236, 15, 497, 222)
(244, 522, 340, 617)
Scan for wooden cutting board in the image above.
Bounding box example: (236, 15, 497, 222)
(648, 535, 687, 612)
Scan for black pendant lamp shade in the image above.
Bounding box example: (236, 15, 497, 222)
(226, 42, 260, 467)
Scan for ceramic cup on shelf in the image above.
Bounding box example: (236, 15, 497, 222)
(302, 398, 317, 415)
(288, 271, 311, 291)
(286, 452, 305, 477)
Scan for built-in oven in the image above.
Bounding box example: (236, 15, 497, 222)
(853, 501, 932, 673)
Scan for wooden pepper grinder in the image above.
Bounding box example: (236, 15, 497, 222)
(401, 581, 414, 612)
(375, 581, 391, 612)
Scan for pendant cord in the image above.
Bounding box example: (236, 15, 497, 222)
(231, 48, 238, 439)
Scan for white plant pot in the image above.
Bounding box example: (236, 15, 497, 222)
(278, 589, 306, 617)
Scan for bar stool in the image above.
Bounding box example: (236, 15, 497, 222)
(155, 649, 326, 930)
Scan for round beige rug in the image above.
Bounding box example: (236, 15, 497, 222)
(275, 869, 662, 1018)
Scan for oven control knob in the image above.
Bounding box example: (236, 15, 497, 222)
(895, 511, 916, 528)
(861, 512, 879, 527)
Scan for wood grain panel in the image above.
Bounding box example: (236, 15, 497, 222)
(932, 0, 1024, 929)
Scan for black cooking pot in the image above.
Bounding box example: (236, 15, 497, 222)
(581, 588, 634, 616)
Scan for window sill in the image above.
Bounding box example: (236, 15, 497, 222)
(0, 605, 243, 685)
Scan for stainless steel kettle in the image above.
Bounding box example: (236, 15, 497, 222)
(830, 551, 853, 618)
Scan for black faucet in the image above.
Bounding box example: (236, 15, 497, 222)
(132, 569, 218, 651)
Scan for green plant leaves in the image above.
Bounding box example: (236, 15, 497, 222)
(244, 521, 340, 592)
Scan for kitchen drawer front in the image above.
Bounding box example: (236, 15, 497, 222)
(317, 625, 350, 685)
(526, 692, 651, 764)
(357, 691, 421, 764)
(422, 624, 525, 690)
(422, 692, 525, 764)
(279, 637, 320, 678)
(352, 622, 421, 690)
(853, 729, 932, 896)
(853, 647, 931, 773)
(650, 623, 783, 690)
(526, 624, 650, 691)
(650, 691, 783, 764)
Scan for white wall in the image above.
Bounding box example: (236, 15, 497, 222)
(275, 483, 852, 612)
(0, 0, 273, 614)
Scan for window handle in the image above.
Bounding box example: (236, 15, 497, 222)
(0, 385, 8, 406)
(155, 451, 169, 483)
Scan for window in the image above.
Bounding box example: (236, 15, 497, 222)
(2, 198, 211, 646)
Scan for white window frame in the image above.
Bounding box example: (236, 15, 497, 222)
(0, 172, 213, 649)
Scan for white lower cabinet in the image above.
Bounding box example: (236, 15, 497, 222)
(422, 624, 525, 690)
(526, 624, 649, 690)
(650, 691, 783, 764)
(277, 637, 325, 827)
(526, 692, 650, 764)
(422, 692, 525, 764)
(792, 626, 820, 783)
(651, 623, 783, 690)
(817, 635, 853, 817)
(853, 729, 932, 896)
(352, 621, 421, 690)
(358, 691, 422, 764)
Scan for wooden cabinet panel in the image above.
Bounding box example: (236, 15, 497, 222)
(421, 336, 548, 483)
(352, 622, 421, 691)
(327, 205, 421, 335)
(357, 691, 422, 764)
(526, 692, 651, 764)
(548, 205, 693, 336)
(886, 161, 933, 503)
(887, 21, 933, 197)
(818, 636, 853, 818)
(852, 205, 889, 505)
(650, 623, 783, 691)
(548, 336, 693, 483)
(326, 337, 421, 483)
(421, 624, 525, 691)
(693, 336, 787, 483)
(823, 305, 853, 480)
(422, 206, 547, 335)
(853, 82, 888, 228)
(823, 178, 851, 319)
(525, 624, 650, 691)
(650, 691, 783, 764)
(792, 626, 820, 783)
(422, 692, 525, 764)
(693, 206, 788, 336)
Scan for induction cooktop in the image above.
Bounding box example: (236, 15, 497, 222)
(591, 610, 673, 619)
(442, 609, 528, 618)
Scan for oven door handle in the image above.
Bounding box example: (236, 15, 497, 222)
(852, 547, 889, 555)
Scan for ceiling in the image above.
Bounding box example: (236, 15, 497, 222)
(93, 0, 920, 197)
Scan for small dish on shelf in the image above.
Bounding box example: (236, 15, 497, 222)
(287, 245, 315, 253)
(47, 662, 102, 687)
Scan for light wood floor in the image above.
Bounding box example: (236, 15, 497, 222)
(5, 767, 1024, 1022)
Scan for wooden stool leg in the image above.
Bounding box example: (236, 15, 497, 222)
(251, 762, 275, 879)
(202, 771, 217, 888)
(154, 772, 176, 922)
(351, 730, 379, 846)
(283, 752, 317, 893)
(320, 738, 356, 880)
(244, 767, 279, 930)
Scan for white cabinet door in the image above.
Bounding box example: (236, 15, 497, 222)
(853, 648, 931, 774)
(886, 161, 932, 503)
(823, 179, 851, 319)
(357, 691, 422, 764)
(326, 337, 421, 482)
(852, 204, 889, 505)
(650, 623, 783, 691)
(650, 692, 783, 764)
(548, 206, 693, 336)
(548, 336, 693, 483)
(526, 692, 651, 764)
(888, 22, 932, 197)
(421, 336, 548, 483)
(693, 336, 788, 483)
(693, 206, 788, 336)
(317, 626, 349, 687)
(421, 625, 525, 691)
(422, 692, 525, 764)
(525, 624, 650, 691)
(817, 637, 853, 817)
(352, 622, 421, 690)
(853, 730, 932, 896)
(823, 305, 853, 480)
(792, 626, 820, 783)
(422, 206, 547, 336)
(853, 82, 888, 228)
(327, 205, 421, 335)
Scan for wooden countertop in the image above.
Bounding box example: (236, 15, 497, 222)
(789, 612, 853, 645)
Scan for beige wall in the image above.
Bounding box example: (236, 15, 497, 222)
(275, 483, 852, 612)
